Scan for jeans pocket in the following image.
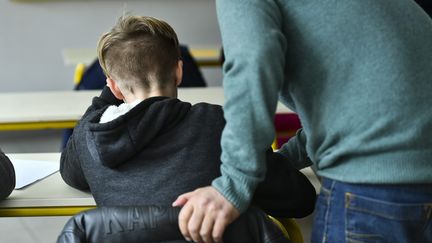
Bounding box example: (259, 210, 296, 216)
(344, 192, 432, 243)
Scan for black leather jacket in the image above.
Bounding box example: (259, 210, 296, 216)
(57, 206, 291, 243)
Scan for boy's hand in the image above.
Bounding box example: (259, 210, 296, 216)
(172, 186, 240, 243)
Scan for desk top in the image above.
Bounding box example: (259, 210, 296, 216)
(0, 153, 95, 209)
(0, 87, 293, 130)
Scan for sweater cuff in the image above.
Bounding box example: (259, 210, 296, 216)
(211, 175, 258, 214)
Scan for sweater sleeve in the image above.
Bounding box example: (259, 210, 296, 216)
(0, 149, 15, 200)
(212, 0, 287, 213)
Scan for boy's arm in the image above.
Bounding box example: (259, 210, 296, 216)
(276, 129, 313, 170)
(60, 134, 89, 190)
(60, 86, 122, 190)
(251, 147, 316, 218)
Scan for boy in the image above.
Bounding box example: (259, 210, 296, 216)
(60, 15, 315, 217)
(0, 148, 15, 200)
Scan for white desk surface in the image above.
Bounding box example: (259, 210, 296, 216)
(0, 87, 293, 126)
(0, 153, 320, 211)
(0, 153, 95, 209)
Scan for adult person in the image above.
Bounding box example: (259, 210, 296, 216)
(0, 148, 15, 200)
(173, 0, 432, 242)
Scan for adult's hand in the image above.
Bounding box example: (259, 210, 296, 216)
(172, 186, 240, 243)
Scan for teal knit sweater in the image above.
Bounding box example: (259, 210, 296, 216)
(213, 0, 432, 212)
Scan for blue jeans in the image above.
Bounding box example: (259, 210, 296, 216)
(311, 178, 432, 243)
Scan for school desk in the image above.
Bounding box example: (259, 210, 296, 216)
(0, 87, 294, 131)
(0, 153, 95, 217)
(0, 153, 320, 217)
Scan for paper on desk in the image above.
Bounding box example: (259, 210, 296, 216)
(11, 159, 59, 189)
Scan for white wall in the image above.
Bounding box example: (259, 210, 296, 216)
(0, 0, 222, 92)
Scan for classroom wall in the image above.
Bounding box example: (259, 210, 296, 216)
(0, 0, 222, 92)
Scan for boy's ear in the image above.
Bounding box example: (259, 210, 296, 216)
(106, 78, 125, 100)
(175, 60, 183, 87)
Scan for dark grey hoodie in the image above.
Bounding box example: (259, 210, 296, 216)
(60, 87, 316, 217)
(61, 87, 223, 206)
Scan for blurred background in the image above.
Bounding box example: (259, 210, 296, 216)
(0, 0, 223, 153)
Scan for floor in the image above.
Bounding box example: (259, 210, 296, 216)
(0, 216, 70, 243)
(0, 130, 315, 242)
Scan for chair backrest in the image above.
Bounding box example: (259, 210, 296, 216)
(57, 206, 293, 243)
(273, 113, 302, 149)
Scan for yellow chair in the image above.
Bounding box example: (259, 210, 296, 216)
(73, 63, 86, 86)
(269, 216, 304, 243)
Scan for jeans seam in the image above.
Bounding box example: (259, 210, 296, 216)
(426, 205, 432, 220)
(422, 205, 432, 234)
(322, 180, 336, 243)
(347, 194, 431, 221)
(345, 192, 349, 243)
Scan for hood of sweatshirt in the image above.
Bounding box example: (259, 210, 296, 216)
(86, 97, 191, 168)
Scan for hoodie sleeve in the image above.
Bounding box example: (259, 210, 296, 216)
(0, 149, 15, 200)
(251, 148, 316, 218)
(60, 133, 89, 190)
(277, 129, 313, 170)
(60, 86, 121, 190)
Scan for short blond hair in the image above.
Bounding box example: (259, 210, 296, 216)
(97, 15, 180, 93)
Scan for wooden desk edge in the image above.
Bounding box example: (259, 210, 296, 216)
(0, 206, 96, 217)
(0, 121, 77, 131)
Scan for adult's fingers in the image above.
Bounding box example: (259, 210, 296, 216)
(200, 210, 216, 243)
(172, 191, 193, 207)
(178, 202, 194, 241)
(187, 206, 206, 243)
(176, 187, 240, 242)
(212, 214, 230, 243)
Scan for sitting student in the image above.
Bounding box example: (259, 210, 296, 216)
(0, 148, 15, 200)
(60, 16, 315, 220)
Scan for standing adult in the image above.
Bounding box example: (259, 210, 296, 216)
(0, 148, 15, 200)
(173, 0, 432, 242)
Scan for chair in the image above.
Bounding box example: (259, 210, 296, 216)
(271, 217, 304, 243)
(272, 113, 302, 150)
(57, 206, 296, 243)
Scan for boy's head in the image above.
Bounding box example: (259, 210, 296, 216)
(97, 15, 182, 99)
